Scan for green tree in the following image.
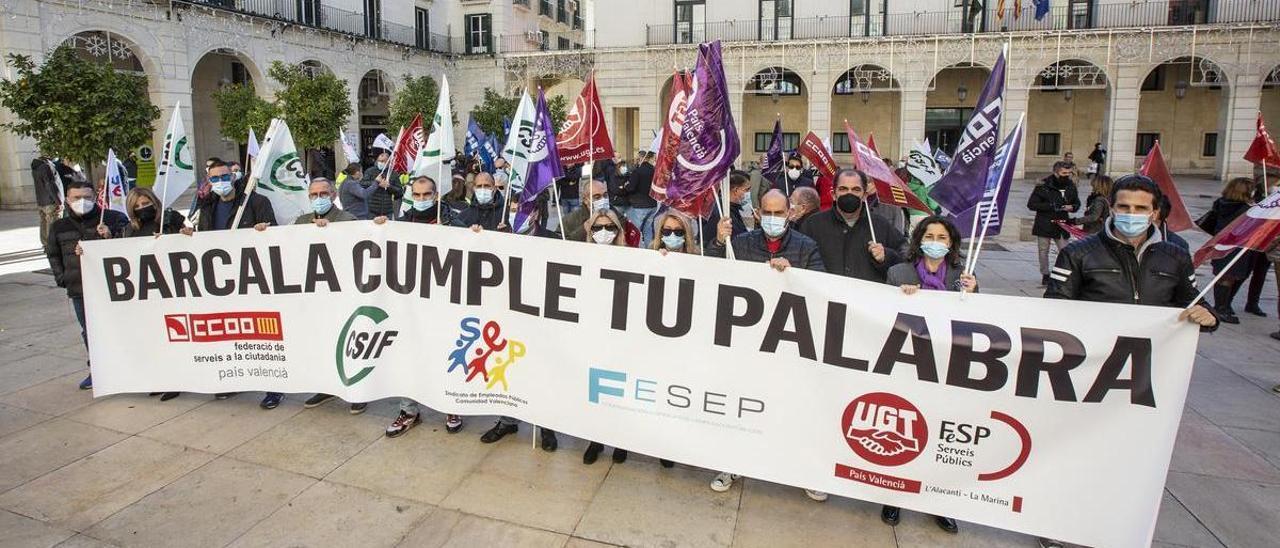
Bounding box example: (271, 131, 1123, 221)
(469, 87, 569, 140)
(210, 83, 277, 145)
(0, 46, 159, 181)
(267, 61, 351, 153)
(387, 74, 441, 132)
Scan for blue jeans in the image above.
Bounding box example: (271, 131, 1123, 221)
(71, 296, 88, 365)
(626, 207, 658, 248)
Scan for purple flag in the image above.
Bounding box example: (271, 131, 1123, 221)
(668, 41, 740, 202)
(929, 51, 1006, 214)
(952, 113, 1025, 238)
(514, 89, 564, 230)
(762, 119, 784, 180)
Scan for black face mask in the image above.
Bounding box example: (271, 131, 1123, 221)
(136, 205, 156, 223)
(836, 194, 863, 214)
(1055, 175, 1072, 185)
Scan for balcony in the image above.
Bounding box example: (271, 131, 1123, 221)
(177, 0, 452, 53)
(647, 0, 1280, 46)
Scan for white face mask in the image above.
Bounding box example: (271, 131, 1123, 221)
(69, 198, 94, 215)
(591, 228, 617, 244)
(592, 197, 610, 211)
(760, 215, 787, 238)
(474, 188, 495, 205)
(787, 168, 802, 180)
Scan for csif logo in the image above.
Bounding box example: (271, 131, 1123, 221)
(841, 392, 928, 467)
(335, 306, 398, 386)
(446, 317, 526, 392)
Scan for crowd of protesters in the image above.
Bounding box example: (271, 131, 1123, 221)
(33, 136, 1256, 548)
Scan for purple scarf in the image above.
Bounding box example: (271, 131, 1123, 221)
(915, 259, 949, 291)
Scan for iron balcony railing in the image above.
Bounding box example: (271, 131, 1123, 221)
(647, 0, 1280, 46)
(178, 0, 452, 53)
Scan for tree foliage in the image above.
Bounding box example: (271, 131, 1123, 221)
(0, 46, 159, 170)
(267, 61, 351, 151)
(387, 74, 444, 133)
(469, 87, 569, 141)
(210, 83, 277, 145)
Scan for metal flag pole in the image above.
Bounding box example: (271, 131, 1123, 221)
(551, 184, 568, 240)
(1187, 249, 1248, 310)
(722, 173, 735, 260)
(864, 194, 877, 244)
(967, 112, 1023, 276)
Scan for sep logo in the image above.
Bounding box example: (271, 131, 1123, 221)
(335, 306, 398, 386)
(841, 392, 928, 467)
(447, 317, 526, 392)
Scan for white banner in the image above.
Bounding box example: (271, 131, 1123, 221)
(80, 222, 1199, 548)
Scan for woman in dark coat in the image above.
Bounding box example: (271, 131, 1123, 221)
(123, 187, 185, 400)
(1208, 177, 1263, 323)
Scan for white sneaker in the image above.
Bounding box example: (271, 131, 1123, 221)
(709, 472, 739, 492)
(805, 489, 829, 502)
(1037, 538, 1064, 548)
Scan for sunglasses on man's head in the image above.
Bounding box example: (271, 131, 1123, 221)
(660, 228, 685, 237)
(590, 224, 615, 233)
(209, 174, 233, 183)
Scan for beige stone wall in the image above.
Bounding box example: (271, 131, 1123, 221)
(926, 66, 988, 109)
(741, 92, 809, 161)
(1137, 62, 1225, 175)
(1025, 88, 1107, 175)
(1262, 86, 1280, 131)
(831, 91, 901, 163)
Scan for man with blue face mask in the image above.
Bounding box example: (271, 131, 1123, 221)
(456, 172, 505, 230)
(708, 189, 825, 273)
(1045, 174, 1217, 328)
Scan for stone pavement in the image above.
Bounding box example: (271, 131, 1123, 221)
(0, 177, 1278, 548)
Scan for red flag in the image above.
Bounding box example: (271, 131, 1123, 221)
(1244, 112, 1280, 167)
(390, 114, 424, 174)
(867, 132, 880, 156)
(1139, 141, 1194, 232)
(1053, 220, 1089, 240)
(798, 131, 837, 178)
(1192, 187, 1280, 267)
(557, 74, 615, 164)
(651, 71, 692, 203)
(845, 121, 932, 213)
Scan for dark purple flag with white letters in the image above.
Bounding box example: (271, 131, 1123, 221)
(929, 51, 1006, 214)
(951, 113, 1024, 238)
(668, 41, 740, 203)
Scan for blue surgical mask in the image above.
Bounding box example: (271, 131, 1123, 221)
(920, 241, 950, 260)
(1113, 213, 1151, 237)
(312, 196, 333, 215)
(376, 161, 388, 171)
(592, 197, 611, 212)
(474, 188, 495, 205)
(211, 180, 234, 196)
(412, 199, 434, 212)
(760, 215, 787, 238)
(661, 233, 686, 250)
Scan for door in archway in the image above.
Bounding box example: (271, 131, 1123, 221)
(925, 107, 972, 155)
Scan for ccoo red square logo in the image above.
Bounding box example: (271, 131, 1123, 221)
(164, 312, 284, 342)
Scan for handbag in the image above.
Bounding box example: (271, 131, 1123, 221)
(1195, 209, 1218, 234)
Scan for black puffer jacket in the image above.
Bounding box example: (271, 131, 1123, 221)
(122, 209, 185, 237)
(1027, 175, 1081, 238)
(708, 228, 826, 272)
(45, 208, 129, 297)
(195, 189, 276, 231)
(1045, 222, 1216, 332)
(798, 207, 906, 282)
(455, 192, 507, 230)
(398, 203, 461, 226)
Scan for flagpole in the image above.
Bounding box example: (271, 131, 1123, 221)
(722, 173, 735, 260)
(232, 118, 275, 230)
(1187, 249, 1248, 310)
(158, 102, 180, 235)
(864, 194, 878, 244)
(551, 184, 568, 240)
(967, 112, 1023, 276)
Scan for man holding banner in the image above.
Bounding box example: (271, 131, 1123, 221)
(799, 169, 906, 283)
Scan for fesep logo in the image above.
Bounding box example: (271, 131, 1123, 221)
(165, 312, 283, 342)
(446, 317, 526, 392)
(335, 306, 398, 386)
(841, 392, 928, 467)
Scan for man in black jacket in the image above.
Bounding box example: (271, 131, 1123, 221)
(1028, 161, 1082, 286)
(709, 189, 824, 272)
(799, 169, 904, 282)
(186, 160, 275, 233)
(624, 151, 658, 247)
(456, 172, 506, 230)
(32, 156, 75, 246)
(44, 180, 128, 390)
(1045, 175, 1216, 327)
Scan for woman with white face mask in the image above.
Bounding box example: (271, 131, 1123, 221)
(580, 208, 629, 465)
(881, 215, 975, 535)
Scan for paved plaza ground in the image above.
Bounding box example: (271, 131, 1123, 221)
(0, 177, 1277, 548)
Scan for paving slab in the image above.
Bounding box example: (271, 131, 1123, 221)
(0, 372, 96, 416)
(50, 535, 115, 548)
(0, 436, 215, 531)
(0, 508, 75, 548)
(0, 352, 87, 396)
(1223, 427, 1280, 470)
(228, 401, 386, 478)
(0, 418, 125, 493)
(229, 480, 430, 548)
(139, 394, 304, 454)
(574, 457, 738, 548)
(730, 479, 897, 548)
(65, 393, 207, 435)
(1153, 490, 1226, 548)
(0, 401, 51, 438)
(1165, 472, 1280, 548)
(397, 508, 569, 548)
(83, 457, 315, 548)
(1169, 410, 1280, 483)
(1185, 358, 1280, 433)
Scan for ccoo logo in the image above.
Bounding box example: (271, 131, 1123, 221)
(841, 392, 928, 467)
(335, 306, 398, 386)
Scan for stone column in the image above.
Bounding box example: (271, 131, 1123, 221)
(809, 83, 831, 149)
(1002, 85, 1029, 179)
(0, 1, 48, 207)
(1219, 71, 1262, 181)
(898, 87, 927, 165)
(1103, 63, 1144, 175)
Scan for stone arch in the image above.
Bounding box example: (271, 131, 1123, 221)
(356, 69, 394, 166)
(191, 48, 268, 177)
(1262, 64, 1280, 141)
(831, 64, 901, 162)
(1137, 55, 1230, 175)
(1026, 59, 1112, 175)
(742, 66, 809, 164)
(925, 63, 991, 155)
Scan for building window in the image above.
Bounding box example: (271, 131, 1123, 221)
(297, 0, 320, 26)
(747, 67, 803, 96)
(850, 0, 865, 16)
(1141, 66, 1165, 91)
(831, 132, 851, 153)
(1036, 133, 1061, 156)
(674, 0, 706, 44)
(466, 14, 492, 54)
(754, 132, 800, 153)
(557, 36, 571, 50)
(540, 30, 550, 50)
(414, 7, 430, 49)
(364, 0, 382, 39)
(759, 0, 794, 41)
(782, 132, 800, 151)
(557, 0, 568, 23)
(1136, 133, 1159, 156)
(1202, 132, 1218, 157)
(540, 0, 553, 17)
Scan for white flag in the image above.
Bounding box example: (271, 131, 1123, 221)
(247, 127, 260, 159)
(339, 130, 360, 164)
(500, 91, 536, 196)
(155, 101, 195, 209)
(373, 132, 395, 152)
(647, 130, 662, 157)
(411, 75, 457, 198)
(103, 148, 128, 214)
(249, 119, 311, 225)
(907, 140, 944, 187)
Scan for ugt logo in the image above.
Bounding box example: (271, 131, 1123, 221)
(841, 392, 928, 467)
(335, 306, 398, 386)
(447, 317, 526, 392)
